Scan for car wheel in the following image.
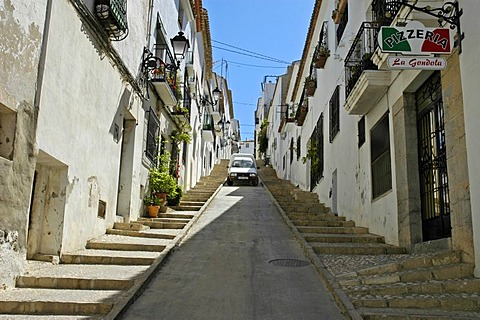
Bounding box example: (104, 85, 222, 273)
(252, 179, 258, 186)
(227, 179, 233, 186)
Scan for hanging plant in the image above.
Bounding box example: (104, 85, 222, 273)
(170, 129, 191, 144)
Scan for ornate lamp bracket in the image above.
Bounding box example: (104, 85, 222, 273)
(401, 0, 464, 53)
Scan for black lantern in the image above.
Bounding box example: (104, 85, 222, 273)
(212, 87, 221, 103)
(170, 31, 190, 60)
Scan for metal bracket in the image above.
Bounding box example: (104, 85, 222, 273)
(401, 0, 464, 53)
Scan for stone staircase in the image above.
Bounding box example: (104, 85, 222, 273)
(169, 160, 228, 211)
(258, 164, 480, 319)
(0, 161, 228, 319)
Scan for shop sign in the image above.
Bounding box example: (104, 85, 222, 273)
(378, 21, 453, 55)
(387, 56, 447, 70)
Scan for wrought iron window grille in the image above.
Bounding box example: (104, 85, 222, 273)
(145, 107, 160, 164)
(94, 0, 129, 41)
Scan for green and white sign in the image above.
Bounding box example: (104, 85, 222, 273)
(378, 21, 453, 55)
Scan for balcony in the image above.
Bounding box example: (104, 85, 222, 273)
(148, 45, 179, 106)
(371, 0, 402, 26)
(185, 51, 194, 74)
(295, 103, 308, 126)
(202, 116, 214, 142)
(94, 0, 128, 41)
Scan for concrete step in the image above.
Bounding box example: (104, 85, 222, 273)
(352, 293, 480, 311)
(358, 307, 480, 320)
(138, 217, 191, 224)
(0, 288, 118, 315)
(339, 263, 474, 286)
(279, 203, 330, 214)
(112, 222, 149, 232)
(86, 234, 169, 252)
(169, 205, 202, 211)
(61, 249, 159, 265)
(16, 264, 147, 290)
(303, 233, 385, 244)
(291, 220, 355, 227)
(345, 278, 480, 297)
(106, 228, 176, 240)
(311, 242, 406, 255)
(157, 212, 195, 219)
(178, 201, 205, 207)
(297, 225, 369, 234)
(134, 220, 187, 229)
(287, 213, 346, 221)
(0, 315, 101, 319)
(181, 195, 211, 202)
(353, 251, 462, 277)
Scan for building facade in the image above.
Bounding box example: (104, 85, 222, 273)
(259, 0, 480, 277)
(0, 0, 234, 288)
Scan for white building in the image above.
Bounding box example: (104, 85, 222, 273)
(0, 0, 226, 288)
(259, 0, 480, 277)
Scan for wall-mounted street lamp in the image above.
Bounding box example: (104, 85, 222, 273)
(171, 31, 190, 61)
(140, 32, 190, 100)
(198, 87, 221, 117)
(398, 0, 464, 53)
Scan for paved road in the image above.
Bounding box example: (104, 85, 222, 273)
(121, 185, 345, 320)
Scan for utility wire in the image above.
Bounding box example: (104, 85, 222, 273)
(227, 60, 286, 69)
(212, 46, 289, 64)
(212, 39, 291, 64)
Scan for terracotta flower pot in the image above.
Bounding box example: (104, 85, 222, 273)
(147, 205, 160, 218)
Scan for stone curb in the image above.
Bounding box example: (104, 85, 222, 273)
(105, 179, 226, 320)
(259, 177, 363, 320)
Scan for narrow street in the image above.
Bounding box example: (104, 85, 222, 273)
(120, 184, 345, 320)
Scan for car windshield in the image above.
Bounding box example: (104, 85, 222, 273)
(232, 159, 255, 168)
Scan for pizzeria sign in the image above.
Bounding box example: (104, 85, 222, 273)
(378, 21, 453, 55)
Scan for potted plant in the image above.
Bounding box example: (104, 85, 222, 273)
(148, 152, 178, 203)
(305, 76, 317, 97)
(314, 46, 330, 69)
(144, 195, 163, 218)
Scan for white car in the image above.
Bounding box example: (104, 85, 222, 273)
(226, 153, 259, 186)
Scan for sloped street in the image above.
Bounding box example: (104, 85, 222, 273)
(120, 184, 344, 320)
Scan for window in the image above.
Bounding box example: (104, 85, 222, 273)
(145, 108, 160, 163)
(371, 113, 391, 199)
(329, 86, 340, 142)
(336, 3, 348, 44)
(290, 138, 294, 164)
(0, 103, 16, 160)
(309, 114, 324, 191)
(296, 136, 301, 160)
(358, 116, 365, 148)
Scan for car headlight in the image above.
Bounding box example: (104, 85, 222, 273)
(249, 173, 257, 177)
(230, 173, 237, 177)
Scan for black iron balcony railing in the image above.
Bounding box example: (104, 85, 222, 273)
(344, 22, 380, 98)
(94, 0, 128, 41)
(372, 0, 403, 26)
(145, 107, 160, 163)
(150, 44, 179, 96)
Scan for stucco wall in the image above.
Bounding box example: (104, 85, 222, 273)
(458, 1, 480, 277)
(0, 0, 48, 287)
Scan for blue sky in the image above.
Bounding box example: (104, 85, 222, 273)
(202, 0, 315, 140)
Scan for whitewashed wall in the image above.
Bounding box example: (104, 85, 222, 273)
(458, 0, 480, 277)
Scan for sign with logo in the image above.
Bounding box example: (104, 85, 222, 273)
(387, 56, 447, 70)
(378, 21, 453, 55)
